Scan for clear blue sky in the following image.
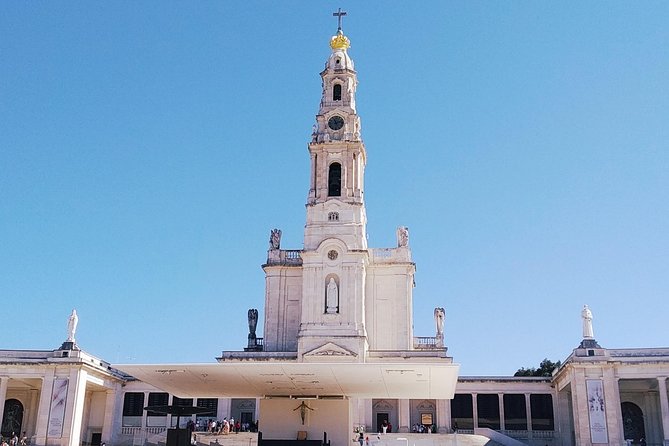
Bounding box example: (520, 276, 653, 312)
(1, 2, 667, 375)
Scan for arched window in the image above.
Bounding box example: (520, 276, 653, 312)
(621, 402, 646, 443)
(333, 84, 342, 101)
(328, 163, 341, 196)
(1, 399, 24, 438)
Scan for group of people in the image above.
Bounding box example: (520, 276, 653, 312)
(0, 432, 28, 446)
(200, 418, 256, 434)
(379, 420, 392, 433)
(411, 423, 434, 434)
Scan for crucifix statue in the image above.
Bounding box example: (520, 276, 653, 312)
(293, 401, 314, 425)
(333, 8, 347, 32)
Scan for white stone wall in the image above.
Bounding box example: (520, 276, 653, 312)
(258, 398, 348, 446)
(262, 266, 303, 352)
(365, 258, 415, 352)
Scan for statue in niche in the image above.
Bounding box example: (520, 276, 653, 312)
(269, 228, 282, 250)
(248, 309, 258, 337)
(66, 309, 79, 343)
(434, 307, 445, 337)
(397, 226, 409, 248)
(582, 304, 594, 339)
(326, 277, 339, 314)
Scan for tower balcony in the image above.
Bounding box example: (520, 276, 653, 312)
(413, 335, 445, 350)
(266, 249, 303, 266)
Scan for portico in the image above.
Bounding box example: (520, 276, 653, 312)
(0, 347, 125, 446)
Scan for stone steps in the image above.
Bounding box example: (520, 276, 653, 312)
(189, 432, 510, 446)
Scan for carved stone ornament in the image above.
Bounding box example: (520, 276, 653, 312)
(327, 249, 338, 260)
(304, 342, 357, 357)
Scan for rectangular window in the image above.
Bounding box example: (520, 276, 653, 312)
(530, 394, 554, 431)
(122, 392, 144, 417)
(503, 394, 527, 430)
(477, 394, 500, 430)
(197, 398, 218, 419)
(451, 394, 473, 430)
(173, 396, 194, 407)
(122, 392, 144, 427)
(147, 393, 169, 417)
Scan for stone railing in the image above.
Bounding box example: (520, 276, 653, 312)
(120, 427, 167, 435)
(413, 336, 445, 350)
(266, 249, 303, 266)
(369, 248, 411, 264)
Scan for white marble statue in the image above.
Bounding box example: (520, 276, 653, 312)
(434, 307, 445, 337)
(582, 305, 594, 339)
(326, 277, 339, 314)
(67, 309, 79, 343)
(397, 226, 409, 248)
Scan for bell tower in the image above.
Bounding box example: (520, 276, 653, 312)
(297, 13, 370, 360)
(262, 12, 420, 362)
(304, 15, 367, 252)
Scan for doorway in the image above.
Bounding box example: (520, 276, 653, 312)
(376, 413, 389, 433)
(1, 399, 23, 437)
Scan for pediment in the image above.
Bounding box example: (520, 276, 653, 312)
(303, 342, 357, 358)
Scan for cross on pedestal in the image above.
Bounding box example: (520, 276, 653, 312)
(333, 8, 347, 32)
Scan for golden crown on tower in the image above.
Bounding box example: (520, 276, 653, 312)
(330, 30, 350, 50)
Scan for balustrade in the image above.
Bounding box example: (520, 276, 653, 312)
(266, 250, 303, 266)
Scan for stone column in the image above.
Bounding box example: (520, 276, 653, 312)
(570, 368, 591, 446)
(525, 393, 532, 432)
(101, 389, 117, 445)
(398, 399, 410, 433)
(142, 391, 150, 428)
(472, 394, 479, 429)
(436, 398, 451, 433)
(0, 376, 8, 431)
(657, 377, 669, 446)
(602, 369, 623, 445)
(496, 393, 504, 431)
(167, 393, 174, 428)
(357, 398, 372, 433)
(255, 398, 261, 425)
(81, 390, 93, 444)
(310, 153, 316, 193)
(63, 369, 88, 446)
(35, 372, 55, 446)
(26, 389, 39, 437)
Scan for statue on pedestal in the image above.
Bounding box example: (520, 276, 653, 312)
(67, 309, 79, 343)
(269, 229, 282, 250)
(434, 307, 445, 337)
(582, 305, 594, 339)
(397, 226, 409, 248)
(248, 309, 258, 337)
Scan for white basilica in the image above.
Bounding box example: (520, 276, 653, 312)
(1, 15, 668, 446)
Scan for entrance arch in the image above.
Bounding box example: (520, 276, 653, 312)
(1, 398, 24, 437)
(621, 401, 646, 444)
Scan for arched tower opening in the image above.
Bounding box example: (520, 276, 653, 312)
(333, 84, 342, 101)
(328, 162, 342, 196)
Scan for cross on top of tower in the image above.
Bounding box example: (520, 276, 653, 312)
(333, 8, 347, 32)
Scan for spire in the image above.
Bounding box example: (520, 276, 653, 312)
(333, 8, 347, 32)
(330, 8, 351, 50)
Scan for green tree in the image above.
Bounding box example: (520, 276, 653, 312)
(514, 358, 561, 377)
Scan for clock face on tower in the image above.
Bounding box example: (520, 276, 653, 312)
(327, 115, 345, 131)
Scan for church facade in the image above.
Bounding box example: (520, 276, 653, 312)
(2, 17, 668, 446)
